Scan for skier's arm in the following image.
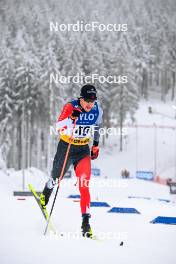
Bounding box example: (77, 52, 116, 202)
(56, 103, 82, 132)
(93, 106, 103, 146)
(56, 103, 74, 132)
(58, 103, 74, 122)
(91, 106, 103, 160)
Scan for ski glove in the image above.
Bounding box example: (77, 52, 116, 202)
(91, 146, 99, 160)
(70, 108, 82, 120)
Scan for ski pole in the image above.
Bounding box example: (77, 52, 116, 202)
(44, 119, 77, 235)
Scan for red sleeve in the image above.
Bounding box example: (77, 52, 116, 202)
(58, 103, 74, 121)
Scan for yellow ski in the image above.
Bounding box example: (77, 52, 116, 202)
(28, 184, 56, 234)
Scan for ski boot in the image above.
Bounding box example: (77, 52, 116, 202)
(39, 193, 47, 209)
(40, 179, 55, 209)
(81, 214, 93, 238)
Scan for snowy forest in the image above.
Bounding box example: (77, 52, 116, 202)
(0, 0, 176, 172)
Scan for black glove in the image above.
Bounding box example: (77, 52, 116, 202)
(91, 141, 99, 160)
(91, 146, 99, 160)
(70, 108, 82, 120)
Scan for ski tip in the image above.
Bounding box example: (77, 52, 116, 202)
(28, 184, 35, 192)
(28, 183, 32, 190)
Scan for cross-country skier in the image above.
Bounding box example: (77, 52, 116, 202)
(40, 84, 103, 238)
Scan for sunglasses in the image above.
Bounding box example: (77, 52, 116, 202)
(84, 98, 96, 103)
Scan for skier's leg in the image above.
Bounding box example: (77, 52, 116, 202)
(75, 155, 91, 214)
(74, 155, 92, 237)
(41, 140, 71, 207)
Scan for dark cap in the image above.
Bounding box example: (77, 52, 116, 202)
(80, 85, 97, 101)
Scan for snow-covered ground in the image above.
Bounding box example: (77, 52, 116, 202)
(1, 100, 176, 264)
(0, 167, 176, 264)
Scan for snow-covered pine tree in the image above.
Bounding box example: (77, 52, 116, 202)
(0, 47, 15, 168)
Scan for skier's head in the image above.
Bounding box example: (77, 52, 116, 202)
(79, 84, 97, 112)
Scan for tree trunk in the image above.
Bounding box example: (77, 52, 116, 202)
(27, 110, 31, 168)
(119, 88, 123, 152)
(37, 126, 41, 169)
(17, 121, 22, 170)
(161, 68, 166, 102)
(172, 71, 175, 100)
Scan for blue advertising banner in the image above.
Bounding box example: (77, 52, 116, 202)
(91, 168, 101, 176)
(136, 171, 154, 181)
